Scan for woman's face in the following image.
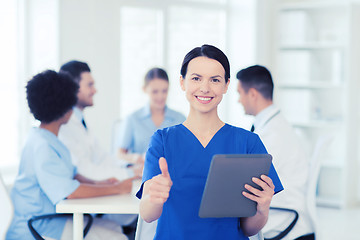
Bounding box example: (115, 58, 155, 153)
(144, 78, 169, 111)
(180, 56, 229, 115)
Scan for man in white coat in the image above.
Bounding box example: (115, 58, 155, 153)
(236, 65, 314, 240)
(58, 60, 139, 235)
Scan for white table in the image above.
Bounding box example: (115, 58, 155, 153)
(56, 193, 140, 240)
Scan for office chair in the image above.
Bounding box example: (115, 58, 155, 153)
(0, 173, 13, 239)
(28, 213, 93, 240)
(263, 207, 299, 240)
(250, 231, 264, 240)
(263, 135, 332, 240)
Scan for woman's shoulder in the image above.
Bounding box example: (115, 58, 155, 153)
(155, 123, 184, 135)
(165, 107, 186, 121)
(122, 106, 149, 124)
(224, 124, 262, 142)
(149, 124, 184, 146)
(129, 106, 147, 117)
(224, 123, 251, 134)
(23, 128, 54, 155)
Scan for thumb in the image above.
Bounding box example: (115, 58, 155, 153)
(159, 157, 170, 178)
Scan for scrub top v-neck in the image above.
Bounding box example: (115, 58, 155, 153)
(137, 123, 283, 240)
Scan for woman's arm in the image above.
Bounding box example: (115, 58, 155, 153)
(74, 174, 96, 184)
(67, 174, 134, 199)
(140, 157, 172, 223)
(240, 175, 275, 236)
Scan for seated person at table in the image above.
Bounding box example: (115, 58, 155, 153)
(59, 60, 141, 181)
(138, 44, 283, 239)
(6, 70, 131, 240)
(58, 60, 139, 231)
(116, 67, 185, 240)
(117, 67, 185, 164)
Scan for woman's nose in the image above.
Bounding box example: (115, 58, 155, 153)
(199, 80, 210, 93)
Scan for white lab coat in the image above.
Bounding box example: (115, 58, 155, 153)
(254, 105, 313, 239)
(59, 107, 131, 181)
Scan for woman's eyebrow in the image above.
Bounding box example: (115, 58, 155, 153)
(191, 73, 223, 79)
(210, 75, 223, 79)
(191, 73, 202, 77)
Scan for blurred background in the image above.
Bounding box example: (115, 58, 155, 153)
(0, 0, 360, 238)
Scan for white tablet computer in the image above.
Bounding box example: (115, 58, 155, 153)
(199, 154, 272, 218)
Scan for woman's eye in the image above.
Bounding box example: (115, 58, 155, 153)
(192, 77, 200, 81)
(212, 78, 220, 82)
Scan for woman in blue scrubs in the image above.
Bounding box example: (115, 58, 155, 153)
(137, 45, 283, 240)
(118, 68, 185, 240)
(117, 67, 185, 165)
(6, 70, 130, 240)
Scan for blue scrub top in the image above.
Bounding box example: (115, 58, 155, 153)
(6, 128, 80, 240)
(117, 105, 186, 154)
(137, 124, 283, 240)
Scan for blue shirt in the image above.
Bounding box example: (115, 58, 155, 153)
(117, 105, 186, 154)
(6, 128, 80, 240)
(137, 124, 283, 240)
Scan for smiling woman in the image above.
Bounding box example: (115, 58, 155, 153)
(137, 44, 283, 240)
(116, 67, 185, 165)
(180, 56, 229, 118)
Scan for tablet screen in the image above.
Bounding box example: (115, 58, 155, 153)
(199, 154, 272, 218)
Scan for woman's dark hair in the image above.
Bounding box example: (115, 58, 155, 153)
(236, 65, 274, 100)
(60, 60, 91, 83)
(26, 70, 79, 123)
(144, 67, 169, 87)
(180, 44, 230, 83)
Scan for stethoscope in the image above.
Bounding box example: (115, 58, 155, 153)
(257, 110, 281, 129)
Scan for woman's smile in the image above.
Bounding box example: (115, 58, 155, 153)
(195, 95, 213, 104)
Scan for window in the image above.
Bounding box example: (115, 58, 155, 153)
(119, 7, 164, 117)
(0, 0, 60, 184)
(118, 0, 256, 122)
(0, 1, 19, 168)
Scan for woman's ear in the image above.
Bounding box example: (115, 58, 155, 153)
(180, 76, 185, 91)
(223, 78, 230, 94)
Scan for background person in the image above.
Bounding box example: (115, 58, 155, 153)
(6, 70, 130, 240)
(58, 60, 139, 237)
(59, 60, 141, 181)
(236, 65, 314, 240)
(117, 67, 185, 164)
(116, 67, 185, 240)
(137, 45, 283, 239)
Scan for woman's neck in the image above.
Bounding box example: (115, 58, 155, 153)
(150, 105, 164, 115)
(184, 109, 223, 135)
(183, 109, 224, 148)
(150, 106, 165, 127)
(40, 122, 61, 136)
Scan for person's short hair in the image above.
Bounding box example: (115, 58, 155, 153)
(180, 44, 230, 83)
(60, 60, 91, 83)
(26, 70, 79, 123)
(144, 67, 169, 87)
(236, 65, 274, 100)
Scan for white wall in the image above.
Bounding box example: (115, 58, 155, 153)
(59, 0, 121, 150)
(58, 0, 258, 150)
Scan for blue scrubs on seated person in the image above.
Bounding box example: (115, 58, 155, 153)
(6, 128, 80, 240)
(117, 104, 185, 154)
(137, 124, 283, 240)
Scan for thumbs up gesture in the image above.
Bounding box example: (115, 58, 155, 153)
(147, 157, 173, 204)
